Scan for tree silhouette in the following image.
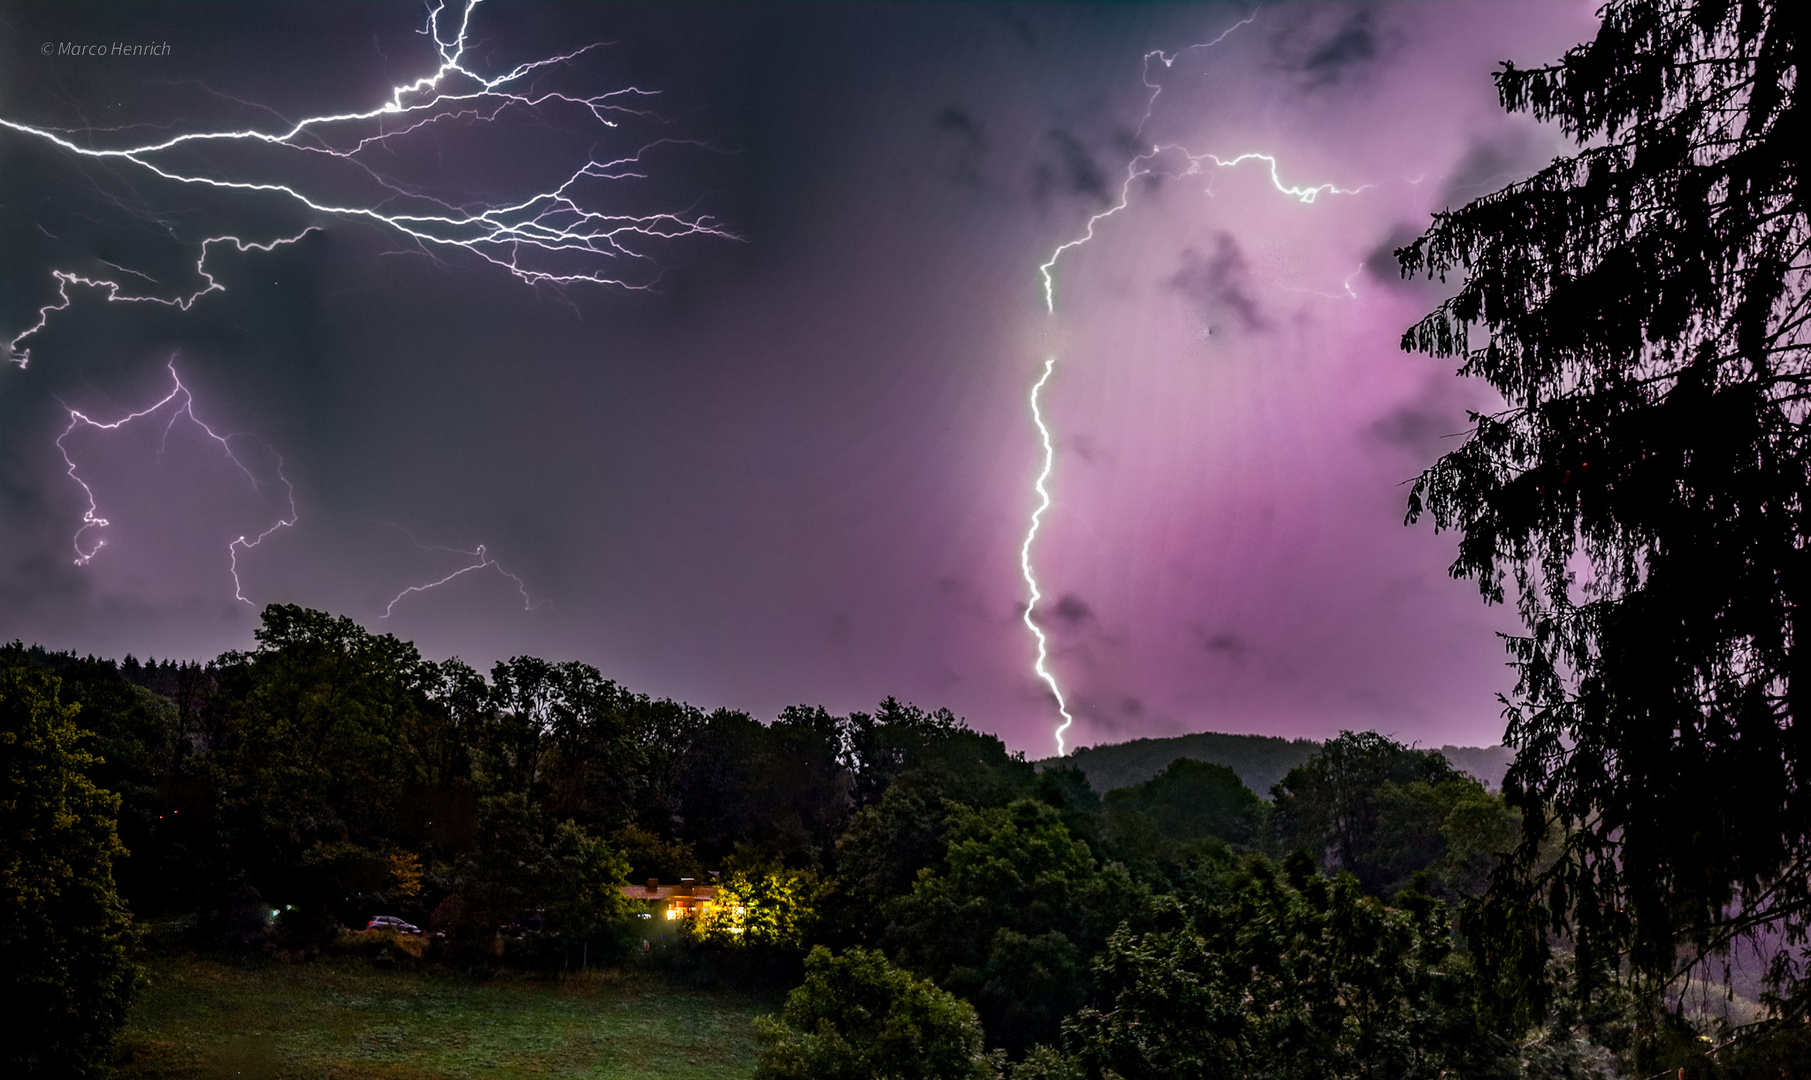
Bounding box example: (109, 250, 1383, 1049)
(1398, 0, 1809, 1027)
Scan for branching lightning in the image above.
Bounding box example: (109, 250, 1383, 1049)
(6, 0, 727, 611)
(56, 360, 296, 604)
(1039, 146, 1370, 314)
(0, 0, 736, 336)
(377, 528, 549, 618)
(1024, 11, 1368, 755)
(10, 231, 319, 368)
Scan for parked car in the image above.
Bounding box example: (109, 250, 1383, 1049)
(365, 915, 422, 935)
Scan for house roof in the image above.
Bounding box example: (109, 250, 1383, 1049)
(620, 884, 717, 901)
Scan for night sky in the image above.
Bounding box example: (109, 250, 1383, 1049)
(0, 1, 1601, 755)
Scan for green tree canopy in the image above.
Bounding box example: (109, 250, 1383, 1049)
(1, 649, 138, 1077)
(883, 799, 1142, 1053)
(753, 945, 995, 1080)
(1063, 853, 1514, 1080)
(1269, 732, 1510, 899)
(1397, 0, 1811, 1022)
(1101, 759, 1263, 876)
(440, 794, 630, 956)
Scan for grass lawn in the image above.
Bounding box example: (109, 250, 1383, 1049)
(114, 955, 777, 1079)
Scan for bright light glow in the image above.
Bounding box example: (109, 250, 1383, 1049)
(1024, 13, 1369, 755)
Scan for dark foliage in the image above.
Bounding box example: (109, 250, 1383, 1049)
(1062, 852, 1517, 1080)
(1055, 730, 1320, 797)
(1270, 731, 1514, 900)
(1, 649, 138, 1078)
(882, 800, 1144, 1054)
(4, 606, 1534, 1068)
(1397, 0, 1811, 1029)
(753, 946, 994, 1080)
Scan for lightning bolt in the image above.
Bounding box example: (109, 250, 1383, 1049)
(56, 360, 296, 604)
(9, 231, 319, 368)
(6, 0, 728, 609)
(1020, 356, 1077, 755)
(0, 0, 736, 340)
(1024, 12, 1369, 755)
(377, 527, 549, 618)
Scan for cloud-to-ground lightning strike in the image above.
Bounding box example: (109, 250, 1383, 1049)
(5, 0, 730, 610)
(56, 361, 297, 604)
(1023, 14, 1369, 755)
(1020, 356, 1079, 756)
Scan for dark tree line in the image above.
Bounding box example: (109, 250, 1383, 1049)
(5, 608, 1530, 1076)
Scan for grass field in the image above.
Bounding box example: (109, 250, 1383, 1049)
(114, 955, 776, 1079)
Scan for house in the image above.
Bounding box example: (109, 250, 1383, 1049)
(621, 877, 717, 922)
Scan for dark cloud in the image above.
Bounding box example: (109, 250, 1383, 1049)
(934, 106, 986, 188)
(937, 106, 981, 141)
(1053, 592, 1094, 625)
(1036, 128, 1110, 203)
(1363, 222, 1432, 290)
(1263, 7, 1393, 92)
(1303, 11, 1378, 85)
(1441, 128, 1541, 207)
(1368, 380, 1469, 460)
(994, 6, 1038, 47)
(1168, 235, 1267, 333)
(1120, 695, 1144, 717)
(1198, 630, 1249, 658)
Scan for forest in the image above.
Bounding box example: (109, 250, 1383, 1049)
(3, 600, 1803, 1077)
(1, 609, 1541, 1077)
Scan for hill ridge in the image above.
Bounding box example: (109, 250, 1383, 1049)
(1039, 730, 1513, 799)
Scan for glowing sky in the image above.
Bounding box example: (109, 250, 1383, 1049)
(0, 1, 1601, 754)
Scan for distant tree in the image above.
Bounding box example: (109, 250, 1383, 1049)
(21, 651, 189, 915)
(608, 821, 702, 883)
(753, 945, 996, 1080)
(0, 651, 138, 1077)
(1396, 0, 1811, 1027)
(207, 606, 449, 919)
(1101, 759, 1264, 878)
(826, 733, 1038, 948)
(1062, 853, 1517, 1080)
(844, 698, 1034, 811)
(442, 794, 630, 959)
(1269, 732, 1500, 897)
(883, 799, 1142, 1053)
(666, 705, 850, 869)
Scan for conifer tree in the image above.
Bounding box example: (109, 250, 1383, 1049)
(1399, 0, 1809, 1027)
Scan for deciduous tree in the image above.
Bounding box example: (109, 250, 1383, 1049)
(753, 946, 995, 1080)
(1, 650, 138, 1077)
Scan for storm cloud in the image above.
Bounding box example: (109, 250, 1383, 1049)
(0, 1, 1600, 754)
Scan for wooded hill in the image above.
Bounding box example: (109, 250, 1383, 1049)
(1046, 731, 1513, 797)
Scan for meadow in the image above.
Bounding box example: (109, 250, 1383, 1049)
(113, 955, 772, 1080)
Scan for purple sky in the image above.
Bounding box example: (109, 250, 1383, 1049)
(0, 1, 1602, 755)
